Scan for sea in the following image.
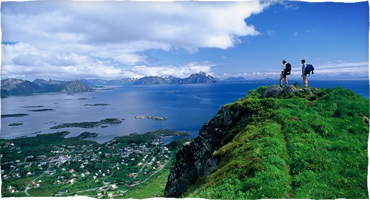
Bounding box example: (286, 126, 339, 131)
(1, 80, 369, 143)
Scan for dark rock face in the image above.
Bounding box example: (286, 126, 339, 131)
(164, 106, 235, 197)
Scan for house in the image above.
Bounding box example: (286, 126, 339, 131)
(33, 183, 40, 188)
(58, 189, 68, 194)
(108, 193, 113, 198)
(97, 193, 102, 198)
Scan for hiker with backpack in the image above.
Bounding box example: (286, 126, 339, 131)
(279, 59, 290, 87)
(301, 59, 308, 88)
(301, 59, 314, 88)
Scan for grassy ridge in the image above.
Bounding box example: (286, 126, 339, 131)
(185, 86, 369, 199)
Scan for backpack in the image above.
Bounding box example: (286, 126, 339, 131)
(305, 64, 314, 75)
(285, 63, 292, 75)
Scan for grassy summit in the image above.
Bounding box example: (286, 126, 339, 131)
(183, 85, 369, 199)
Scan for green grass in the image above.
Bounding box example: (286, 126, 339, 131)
(117, 163, 171, 199)
(184, 86, 369, 199)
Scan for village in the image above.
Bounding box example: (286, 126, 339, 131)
(0, 130, 183, 198)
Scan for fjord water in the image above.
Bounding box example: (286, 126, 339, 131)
(1, 80, 368, 143)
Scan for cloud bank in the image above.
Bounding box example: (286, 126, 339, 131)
(219, 61, 369, 80)
(1, 1, 269, 80)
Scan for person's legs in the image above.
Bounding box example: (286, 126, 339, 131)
(303, 75, 308, 87)
(279, 74, 283, 86)
(284, 77, 288, 86)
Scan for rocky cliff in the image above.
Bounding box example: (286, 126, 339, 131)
(164, 105, 235, 197)
(164, 85, 369, 199)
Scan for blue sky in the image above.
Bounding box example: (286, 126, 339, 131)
(1, 0, 369, 81)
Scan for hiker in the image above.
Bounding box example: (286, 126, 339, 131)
(301, 59, 308, 88)
(279, 59, 288, 87)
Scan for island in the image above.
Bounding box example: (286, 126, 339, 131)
(50, 118, 124, 129)
(135, 115, 168, 120)
(1, 113, 29, 118)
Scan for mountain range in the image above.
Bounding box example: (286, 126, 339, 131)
(1, 78, 93, 97)
(83, 72, 217, 86)
(0, 72, 217, 97)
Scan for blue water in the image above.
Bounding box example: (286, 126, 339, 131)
(1, 80, 368, 143)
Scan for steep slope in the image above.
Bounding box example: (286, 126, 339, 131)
(165, 85, 369, 199)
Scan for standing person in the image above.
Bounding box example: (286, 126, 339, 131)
(279, 59, 288, 87)
(301, 59, 308, 88)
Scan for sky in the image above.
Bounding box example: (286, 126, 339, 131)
(0, 0, 369, 81)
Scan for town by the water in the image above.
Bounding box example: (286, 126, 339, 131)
(0, 129, 190, 198)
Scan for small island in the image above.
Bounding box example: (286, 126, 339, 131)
(84, 104, 109, 106)
(135, 115, 168, 120)
(50, 118, 124, 129)
(1, 113, 29, 118)
(9, 123, 23, 126)
(28, 109, 54, 112)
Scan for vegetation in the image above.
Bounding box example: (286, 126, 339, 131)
(185, 86, 369, 199)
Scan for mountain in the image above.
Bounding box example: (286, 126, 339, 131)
(1, 78, 93, 97)
(133, 76, 175, 85)
(80, 78, 136, 87)
(222, 77, 247, 82)
(61, 80, 93, 94)
(1, 78, 43, 97)
(178, 72, 216, 84)
(164, 85, 369, 199)
(133, 72, 217, 85)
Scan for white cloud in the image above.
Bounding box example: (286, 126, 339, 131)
(1, 1, 270, 80)
(313, 61, 369, 77)
(217, 61, 369, 80)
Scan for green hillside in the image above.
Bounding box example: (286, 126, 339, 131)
(171, 85, 369, 199)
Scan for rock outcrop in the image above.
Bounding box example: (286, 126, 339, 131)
(164, 106, 236, 197)
(262, 85, 298, 98)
